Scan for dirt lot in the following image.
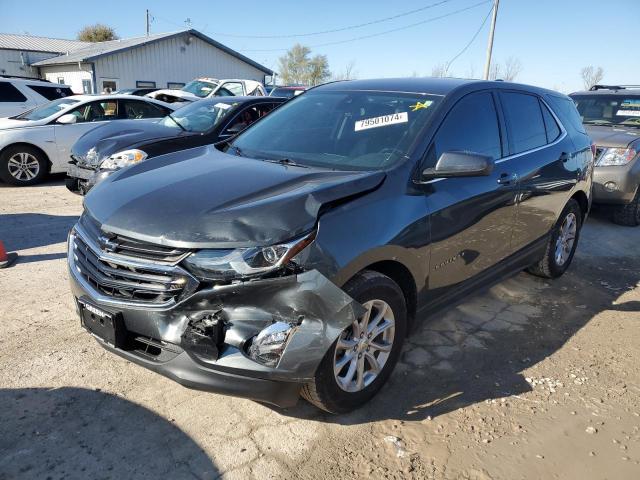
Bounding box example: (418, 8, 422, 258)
(1, 177, 639, 480)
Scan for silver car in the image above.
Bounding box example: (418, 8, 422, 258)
(0, 94, 174, 186)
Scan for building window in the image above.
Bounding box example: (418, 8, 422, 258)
(57, 77, 65, 84)
(82, 79, 92, 94)
(101, 79, 118, 94)
(136, 80, 156, 88)
(167, 82, 185, 89)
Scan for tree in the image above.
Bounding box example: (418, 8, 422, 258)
(333, 60, 357, 81)
(278, 44, 331, 86)
(580, 66, 604, 90)
(502, 56, 522, 81)
(77, 24, 117, 42)
(431, 63, 450, 78)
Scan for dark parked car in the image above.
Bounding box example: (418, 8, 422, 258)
(570, 85, 640, 225)
(269, 86, 306, 98)
(68, 78, 593, 413)
(66, 96, 286, 194)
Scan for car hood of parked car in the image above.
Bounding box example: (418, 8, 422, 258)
(72, 119, 196, 165)
(147, 89, 199, 103)
(0, 118, 39, 130)
(84, 145, 386, 248)
(584, 124, 639, 149)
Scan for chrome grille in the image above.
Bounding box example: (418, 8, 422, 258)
(69, 220, 198, 307)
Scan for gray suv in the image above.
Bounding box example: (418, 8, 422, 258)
(68, 78, 593, 413)
(571, 85, 640, 225)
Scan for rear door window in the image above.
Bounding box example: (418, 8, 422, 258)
(0, 82, 28, 102)
(425, 91, 502, 167)
(501, 92, 547, 154)
(120, 99, 168, 119)
(27, 84, 74, 100)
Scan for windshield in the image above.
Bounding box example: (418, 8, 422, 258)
(14, 97, 81, 121)
(229, 90, 441, 171)
(572, 94, 640, 128)
(182, 80, 219, 98)
(160, 100, 236, 132)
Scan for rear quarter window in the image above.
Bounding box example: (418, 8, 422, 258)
(0, 82, 28, 102)
(27, 85, 74, 100)
(546, 94, 588, 137)
(500, 92, 547, 154)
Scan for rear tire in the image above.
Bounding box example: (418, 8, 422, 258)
(527, 199, 582, 279)
(0, 145, 48, 186)
(301, 271, 407, 414)
(611, 189, 640, 226)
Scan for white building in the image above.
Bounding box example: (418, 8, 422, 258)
(0, 30, 273, 94)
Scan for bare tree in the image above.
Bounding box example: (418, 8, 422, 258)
(278, 44, 331, 86)
(502, 56, 523, 81)
(465, 63, 477, 79)
(431, 63, 450, 78)
(333, 60, 357, 81)
(488, 62, 501, 80)
(581, 66, 604, 90)
(77, 24, 117, 42)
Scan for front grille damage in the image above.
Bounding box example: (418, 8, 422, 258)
(181, 311, 227, 363)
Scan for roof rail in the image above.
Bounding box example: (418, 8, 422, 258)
(0, 74, 50, 82)
(588, 84, 640, 91)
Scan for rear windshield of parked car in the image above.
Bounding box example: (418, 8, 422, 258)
(270, 88, 302, 98)
(229, 90, 442, 171)
(27, 84, 74, 101)
(0, 82, 28, 102)
(571, 94, 640, 128)
(13, 97, 81, 121)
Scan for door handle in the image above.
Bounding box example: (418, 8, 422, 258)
(497, 173, 517, 185)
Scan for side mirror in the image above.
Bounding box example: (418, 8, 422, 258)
(57, 113, 77, 125)
(422, 151, 494, 180)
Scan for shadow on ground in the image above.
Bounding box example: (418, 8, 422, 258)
(277, 213, 640, 425)
(0, 387, 218, 479)
(0, 213, 78, 253)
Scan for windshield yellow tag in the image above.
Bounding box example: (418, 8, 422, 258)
(410, 100, 433, 111)
(355, 112, 408, 132)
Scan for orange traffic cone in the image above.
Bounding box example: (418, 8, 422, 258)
(0, 240, 17, 269)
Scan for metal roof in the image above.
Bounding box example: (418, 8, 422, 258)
(31, 29, 273, 75)
(0, 33, 89, 53)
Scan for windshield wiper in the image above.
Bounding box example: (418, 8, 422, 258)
(167, 114, 186, 131)
(262, 157, 309, 168)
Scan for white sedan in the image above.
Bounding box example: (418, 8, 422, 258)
(0, 94, 175, 185)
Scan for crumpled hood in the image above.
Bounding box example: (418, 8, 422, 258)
(585, 125, 639, 148)
(84, 145, 385, 248)
(147, 89, 199, 102)
(72, 119, 192, 165)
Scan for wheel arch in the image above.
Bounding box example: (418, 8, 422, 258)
(570, 190, 589, 222)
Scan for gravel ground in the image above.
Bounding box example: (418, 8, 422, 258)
(1, 177, 639, 480)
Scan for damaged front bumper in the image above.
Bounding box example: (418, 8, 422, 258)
(67, 226, 363, 407)
(66, 164, 115, 195)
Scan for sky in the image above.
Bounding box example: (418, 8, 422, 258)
(1, 0, 639, 93)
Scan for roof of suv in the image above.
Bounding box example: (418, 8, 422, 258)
(0, 76, 70, 87)
(316, 77, 559, 97)
(570, 85, 640, 96)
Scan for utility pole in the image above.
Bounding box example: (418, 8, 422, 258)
(146, 9, 150, 36)
(483, 0, 500, 80)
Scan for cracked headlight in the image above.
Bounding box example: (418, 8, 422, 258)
(182, 230, 315, 281)
(595, 148, 637, 166)
(248, 322, 297, 367)
(101, 149, 148, 170)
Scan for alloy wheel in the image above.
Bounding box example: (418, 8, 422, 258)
(555, 212, 577, 266)
(333, 299, 395, 393)
(7, 152, 40, 182)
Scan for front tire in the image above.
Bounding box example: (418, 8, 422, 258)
(0, 145, 48, 186)
(612, 189, 640, 226)
(527, 199, 582, 279)
(301, 271, 407, 413)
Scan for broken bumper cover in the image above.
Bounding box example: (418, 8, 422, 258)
(67, 230, 363, 407)
(66, 165, 115, 195)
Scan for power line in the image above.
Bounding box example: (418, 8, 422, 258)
(202, 0, 456, 39)
(444, 6, 493, 73)
(239, 0, 492, 53)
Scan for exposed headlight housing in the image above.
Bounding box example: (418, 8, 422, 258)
(101, 149, 148, 170)
(248, 321, 297, 367)
(595, 148, 637, 167)
(182, 230, 315, 282)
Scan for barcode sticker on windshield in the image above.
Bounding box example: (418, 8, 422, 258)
(616, 110, 640, 117)
(355, 112, 408, 132)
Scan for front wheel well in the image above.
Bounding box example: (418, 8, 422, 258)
(570, 190, 589, 221)
(0, 143, 52, 173)
(357, 260, 417, 330)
